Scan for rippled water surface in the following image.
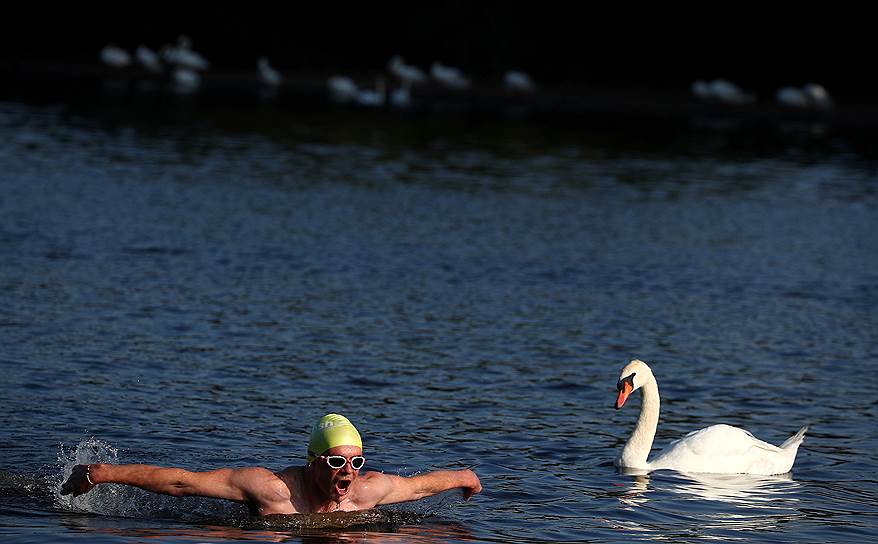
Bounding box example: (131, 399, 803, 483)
(1, 97, 877, 543)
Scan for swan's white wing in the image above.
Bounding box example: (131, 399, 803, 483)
(649, 424, 794, 475)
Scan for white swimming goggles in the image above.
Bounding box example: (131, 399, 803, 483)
(323, 455, 366, 470)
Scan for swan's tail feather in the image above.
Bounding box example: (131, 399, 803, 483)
(781, 425, 808, 450)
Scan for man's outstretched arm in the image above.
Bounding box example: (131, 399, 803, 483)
(359, 469, 482, 506)
(60, 463, 284, 504)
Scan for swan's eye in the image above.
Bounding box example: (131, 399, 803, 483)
(617, 373, 635, 391)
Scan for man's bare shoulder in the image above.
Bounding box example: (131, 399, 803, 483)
(229, 466, 297, 514)
(232, 466, 278, 477)
(229, 467, 290, 497)
(350, 471, 393, 504)
(356, 471, 391, 483)
(228, 466, 282, 484)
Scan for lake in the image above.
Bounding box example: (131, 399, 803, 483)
(1, 92, 877, 543)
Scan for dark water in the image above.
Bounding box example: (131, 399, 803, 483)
(1, 97, 877, 543)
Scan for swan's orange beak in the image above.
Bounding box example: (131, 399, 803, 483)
(615, 381, 633, 409)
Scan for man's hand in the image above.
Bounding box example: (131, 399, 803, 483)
(60, 464, 96, 497)
(460, 469, 482, 500)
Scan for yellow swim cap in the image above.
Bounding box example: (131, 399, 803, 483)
(307, 414, 362, 462)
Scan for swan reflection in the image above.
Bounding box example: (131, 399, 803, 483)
(676, 471, 803, 532)
(613, 468, 800, 505)
(610, 469, 804, 533)
(671, 471, 801, 504)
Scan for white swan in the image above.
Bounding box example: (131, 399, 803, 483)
(355, 77, 386, 107)
(327, 76, 358, 103)
(171, 67, 201, 94)
(776, 84, 833, 111)
(614, 359, 808, 475)
(692, 79, 711, 100)
(135, 45, 162, 73)
(258, 57, 282, 86)
(162, 35, 209, 71)
(388, 55, 426, 85)
(707, 79, 755, 105)
(504, 70, 535, 93)
(390, 79, 412, 108)
(776, 86, 809, 108)
(693, 79, 754, 105)
(100, 44, 130, 68)
(802, 83, 833, 111)
(430, 61, 470, 90)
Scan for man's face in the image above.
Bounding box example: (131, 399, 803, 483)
(314, 445, 364, 501)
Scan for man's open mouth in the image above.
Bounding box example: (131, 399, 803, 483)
(335, 479, 352, 495)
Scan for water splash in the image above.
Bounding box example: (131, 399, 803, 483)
(54, 437, 243, 521)
(54, 437, 119, 511)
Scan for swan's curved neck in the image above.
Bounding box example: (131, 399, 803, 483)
(619, 377, 659, 469)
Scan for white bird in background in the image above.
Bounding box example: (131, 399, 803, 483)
(327, 76, 358, 103)
(162, 35, 209, 71)
(776, 86, 809, 108)
(707, 79, 754, 105)
(692, 79, 754, 105)
(355, 77, 386, 107)
(802, 83, 833, 111)
(258, 57, 282, 87)
(390, 78, 412, 109)
(691, 79, 711, 100)
(776, 83, 834, 111)
(100, 44, 131, 68)
(135, 45, 162, 73)
(172, 67, 201, 94)
(613, 359, 808, 475)
(388, 55, 427, 85)
(430, 61, 470, 90)
(504, 70, 535, 93)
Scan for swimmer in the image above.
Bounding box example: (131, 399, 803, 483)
(60, 414, 481, 515)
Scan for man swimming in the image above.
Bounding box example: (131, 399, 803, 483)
(60, 413, 481, 515)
